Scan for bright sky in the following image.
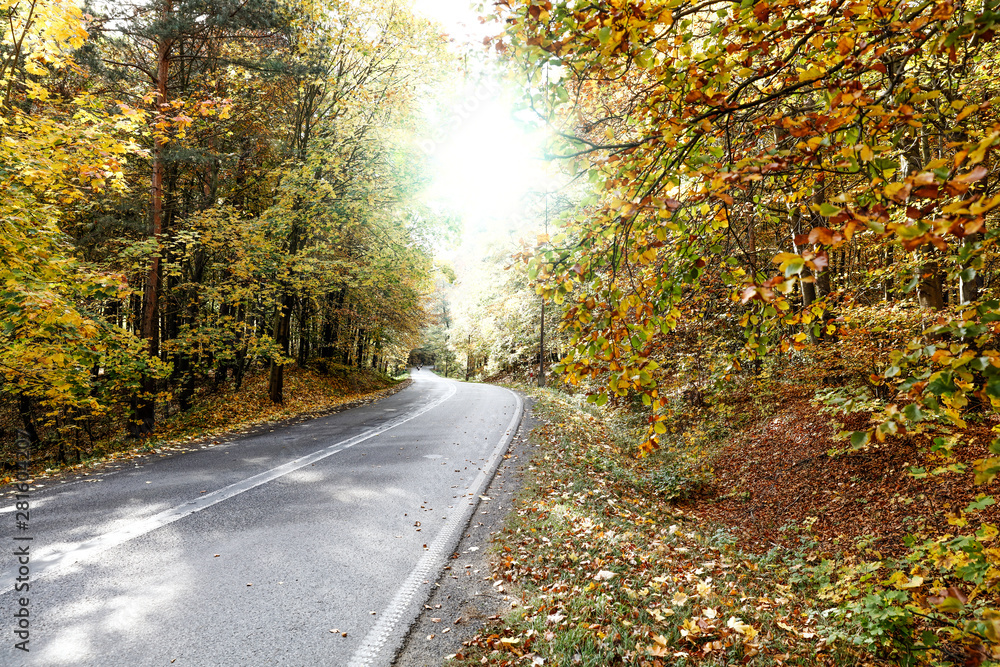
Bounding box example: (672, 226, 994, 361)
(411, 0, 550, 231)
(411, 0, 495, 42)
(423, 101, 548, 223)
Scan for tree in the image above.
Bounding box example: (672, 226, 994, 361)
(261, 0, 446, 402)
(0, 0, 166, 454)
(2, 0, 452, 456)
(88, 0, 285, 432)
(496, 0, 997, 462)
(496, 0, 1000, 659)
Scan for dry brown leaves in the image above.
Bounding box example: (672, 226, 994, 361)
(684, 385, 1000, 558)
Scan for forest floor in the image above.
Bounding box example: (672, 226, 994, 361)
(449, 376, 999, 667)
(1, 365, 408, 485)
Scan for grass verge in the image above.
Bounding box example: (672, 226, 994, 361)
(454, 386, 879, 667)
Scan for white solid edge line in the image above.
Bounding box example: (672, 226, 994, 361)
(0, 382, 459, 595)
(347, 385, 525, 667)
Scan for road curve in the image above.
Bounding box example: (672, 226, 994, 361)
(0, 369, 522, 666)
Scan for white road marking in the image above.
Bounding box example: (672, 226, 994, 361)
(0, 383, 459, 595)
(347, 385, 524, 667)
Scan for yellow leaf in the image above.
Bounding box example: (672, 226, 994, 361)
(798, 66, 826, 82)
(956, 104, 979, 122)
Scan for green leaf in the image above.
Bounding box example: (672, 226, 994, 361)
(965, 495, 995, 512)
(927, 371, 958, 395)
(903, 403, 924, 422)
(784, 257, 805, 277)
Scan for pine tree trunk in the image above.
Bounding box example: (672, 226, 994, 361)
(268, 292, 293, 404)
(268, 221, 300, 404)
(133, 9, 172, 437)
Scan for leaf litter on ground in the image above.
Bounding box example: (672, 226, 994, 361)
(455, 387, 879, 667)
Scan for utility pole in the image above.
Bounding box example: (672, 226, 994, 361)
(538, 65, 552, 390)
(465, 334, 471, 381)
(538, 190, 548, 388)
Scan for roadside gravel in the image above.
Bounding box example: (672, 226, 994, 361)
(392, 397, 540, 667)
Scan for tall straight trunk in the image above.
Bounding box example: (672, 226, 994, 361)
(340, 308, 353, 365)
(918, 257, 945, 310)
(268, 292, 294, 404)
(884, 245, 894, 301)
(466, 335, 472, 382)
(790, 206, 816, 308)
(320, 288, 347, 358)
(17, 393, 39, 446)
(538, 300, 546, 387)
(355, 330, 365, 369)
(214, 301, 232, 387)
(134, 9, 173, 436)
(297, 304, 311, 367)
(268, 222, 300, 404)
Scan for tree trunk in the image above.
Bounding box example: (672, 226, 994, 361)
(17, 393, 39, 447)
(320, 288, 347, 358)
(267, 210, 301, 403)
(960, 234, 983, 304)
(268, 292, 294, 404)
(790, 206, 816, 308)
(918, 259, 945, 310)
(884, 245, 894, 301)
(355, 329, 365, 369)
(134, 5, 173, 436)
(538, 299, 546, 387)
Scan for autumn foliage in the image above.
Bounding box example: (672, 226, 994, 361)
(1, 1, 448, 460)
(481, 0, 1000, 662)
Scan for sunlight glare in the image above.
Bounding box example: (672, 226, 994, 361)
(424, 99, 545, 223)
(411, 0, 495, 42)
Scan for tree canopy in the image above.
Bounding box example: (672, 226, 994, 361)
(1, 0, 451, 453)
(469, 0, 1000, 660)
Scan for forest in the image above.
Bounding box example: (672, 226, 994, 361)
(3, 0, 1000, 664)
(1, 0, 454, 459)
(443, 0, 1000, 663)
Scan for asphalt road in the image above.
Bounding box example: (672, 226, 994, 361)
(0, 369, 522, 666)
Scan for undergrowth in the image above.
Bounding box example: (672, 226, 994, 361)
(1, 365, 404, 484)
(456, 387, 873, 666)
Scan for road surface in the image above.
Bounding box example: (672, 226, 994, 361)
(0, 369, 522, 666)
